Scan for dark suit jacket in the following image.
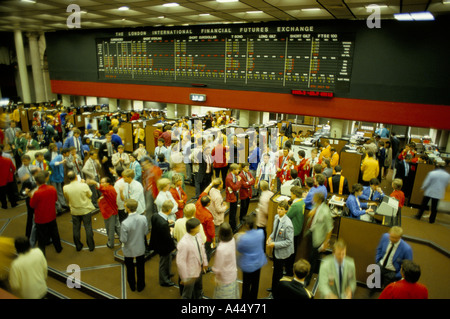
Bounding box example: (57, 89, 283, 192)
(149, 213, 176, 256)
(98, 141, 118, 167)
(275, 279, 312, 299)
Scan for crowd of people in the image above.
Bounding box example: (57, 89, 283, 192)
(0, 108, 442, 300)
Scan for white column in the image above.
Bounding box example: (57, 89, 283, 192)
(61, 95, 71, 107)
(86, 96, 98, 105)
(330, 119, 344, 139)
(166, 103, 176, 118)
(262, 112, 270, 125)
(239, 110, 249, 127)
(14, 30, 31, 103)
(27, 33, 45, 103)
(109, 98, 118, 112)
(119, 99, 132, 111)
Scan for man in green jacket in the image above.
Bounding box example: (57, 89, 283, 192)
(286, 186, 305, 277)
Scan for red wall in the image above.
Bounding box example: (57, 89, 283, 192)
(51, 80, 450, 130)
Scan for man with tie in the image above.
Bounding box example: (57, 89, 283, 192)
(266, 200, 294, 298)
(63, 128, 83, 160)
(255, 153, 276, 192)
(98, 133, 117, 181)
(120, 198, 148, 292)
(112, 145, 130, 172)
(375, 226, 413, 289)
(176, 218, 208, 299)
(318, 239, 356, 299)
(360, 178, 384, 202)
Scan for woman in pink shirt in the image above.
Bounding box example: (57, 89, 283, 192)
(212, 222, 238, 299)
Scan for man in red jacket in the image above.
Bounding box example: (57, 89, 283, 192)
(195, 185, 216, 262)
(225, 163, 242, 233)
(29, 171, 62, 255)
(239, 163, 255, 223)
(0, 145, 17, 209)
(379, 260, 428, 299)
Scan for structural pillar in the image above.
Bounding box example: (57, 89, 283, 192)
(330, 119, 344, 139)
(14, 30, 31, 103)
(109, 98, 118, 112)
(61, 95, 71, 107)
(166, 103, 176, 118)
(27, 33, 46, 103)
(239, 110, 250, 127)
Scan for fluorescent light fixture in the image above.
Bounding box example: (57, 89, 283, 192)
(118, 6, 129, 11)
(158, 16, 165, 18)
(394, 11, 435, 21)
(410, 11, 435, 20)
(162, 2, 179, 7)
(443, 0, 450, 4)
(199, 13, 211, 16)
(21, 0, 36, 3)
(365, 4, 388, 9)
(216, 0, 239, 3)
(394, 13, 414, 20)
(301, 8, 321, 11)
(246, 11, 263, 14)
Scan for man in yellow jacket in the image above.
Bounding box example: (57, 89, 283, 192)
(361, 151, 379, 186)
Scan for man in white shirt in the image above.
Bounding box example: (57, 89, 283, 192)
(118, 169, 146, 216)
(63, 171, 96, 252)
(112, 145, 130, 171)
(9, 236, 48, 299)
(255, 153, 276, 192)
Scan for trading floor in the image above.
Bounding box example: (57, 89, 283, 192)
(1, 170, 449, 300)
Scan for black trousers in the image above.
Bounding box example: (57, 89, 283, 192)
(0, 182, 17, 209)
(229, 201, 238, 231)
(25, 198, 34, 239)
(36, 220, 62, 256)
(124, 255, 145, 291)
(285, 234, 299, 278)
(239, 197, 250, 222)
(257, 226, 267, 254)
(417, 196, 439, 223)
(214, 166, 228, 187)
(271, 255, 291, 297)
(242, 268, 261, 299)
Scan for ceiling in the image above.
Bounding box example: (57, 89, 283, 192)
(0, 0, 449, 32)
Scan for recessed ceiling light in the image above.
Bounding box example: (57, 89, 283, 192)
(410, 11, 435, 20)
(162, 2, 179, 7)
(21, 0, 36, 3)
(199, 13, 211, 16)
(394, 13, 414, 21)
(364, 4, 388, 9)
(118, 6, 129, 11)
(158, 16, 165, 19)
(216, 0, 239, 3)
(301, 8, 321, 11)
(394, 11, 434, 21)
(247, 11, 263, 14)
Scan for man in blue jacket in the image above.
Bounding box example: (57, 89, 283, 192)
(49, 148, 71, 214)
(360, 178, 384, 202)
(375, 226, 413, 289)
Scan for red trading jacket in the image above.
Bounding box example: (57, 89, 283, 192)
(195, 192, 215, 243)
(239, 170, 255, 200)
(98, 184, 118, 219)
(30, 184, 58, 224)
(225, 172, 241, 203)
(0, 156, 16, 186)
(170, 186, 188, 219)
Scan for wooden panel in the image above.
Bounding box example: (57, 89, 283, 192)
(340, 151, 363, 188)
(20, 108, 29, 132)
(120, 122, 133, 153)
(338, 216, 390, 283)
